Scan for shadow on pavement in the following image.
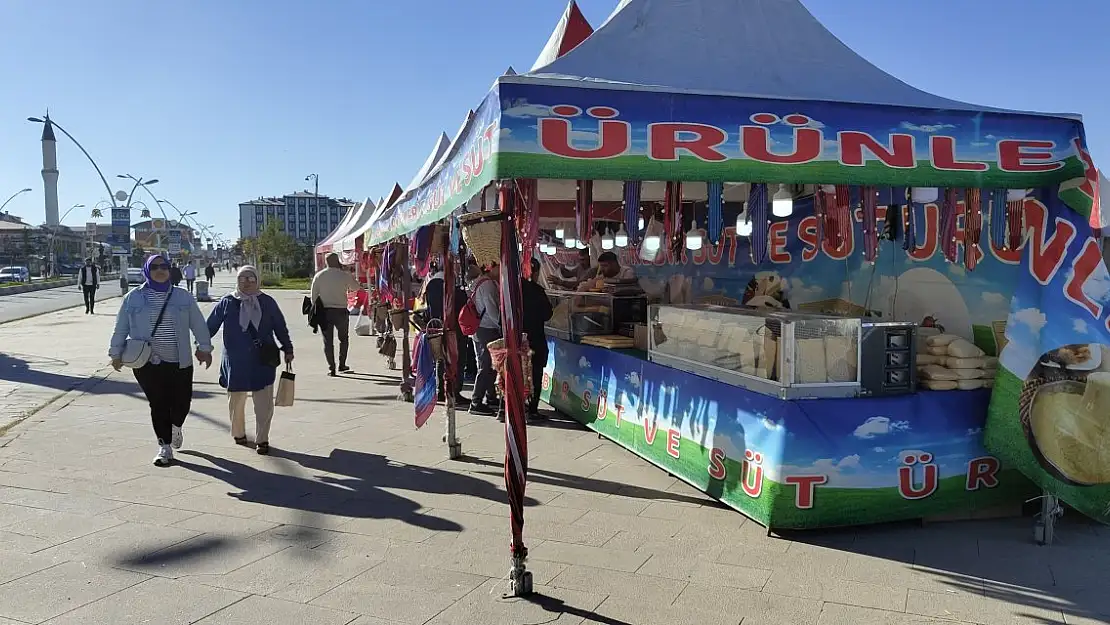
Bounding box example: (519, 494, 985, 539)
(457, 456, 710, 507)
(524, 594, 633, 625)
(0, 351, 215, 401)
(114, 535, 230, 569)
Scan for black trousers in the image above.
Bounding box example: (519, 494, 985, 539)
(321, 307, 350, 370)
(133, 362, 194, 444)
(82, 285, 97, 312)
(529, 345, 548, 413)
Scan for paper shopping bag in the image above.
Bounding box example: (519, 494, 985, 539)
(275, 367, 296, 407)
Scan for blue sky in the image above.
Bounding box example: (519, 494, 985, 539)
(1, 0, 1107, 243)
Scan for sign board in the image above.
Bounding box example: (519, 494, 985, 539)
(85, 222, 97, 237)
(168, 229, 182, 254)
(110, 208, 131, 256)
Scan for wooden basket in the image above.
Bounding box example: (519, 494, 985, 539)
(389, 308, 408, 330)
(458, 210, 507, 267)
(426, 319, 445, 361)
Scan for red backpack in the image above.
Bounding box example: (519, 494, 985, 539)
(458, 278, 491, 336)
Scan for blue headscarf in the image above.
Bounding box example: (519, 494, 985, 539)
(143, 254, 172, 292)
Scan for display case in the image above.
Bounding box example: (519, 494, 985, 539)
(647, 304, 863, 399)
(545, 289, 647, 343)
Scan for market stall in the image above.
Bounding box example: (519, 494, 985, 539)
(362, 0, 1109, 534)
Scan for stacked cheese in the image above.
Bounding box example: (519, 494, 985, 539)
(917, 333, 999, 391)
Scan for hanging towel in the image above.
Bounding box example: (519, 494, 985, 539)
(623, 181, 642, 245)
(707, 181, 723, 244)
(412, 333, 436, 429)
(964, 188, 983, 270)
(749, 183, 769, 264)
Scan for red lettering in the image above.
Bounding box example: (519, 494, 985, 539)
(539, 117, 630, 159)
(838, 132, 916, 168)
(614, 403, 625, 427)
(740, 125, 822, 164)
(666, 429, 681, 458)
(1025, 202, 1077, 285)
(930, 136, 988, 171)
(726, 227, 739, 266)
(644, 418, 659, 445)
(966, 456, 1000, 491)
(542, 372, 551, 391)
(581, 390, 593, 413)
(561, 381, 570, 400)
(997, 140, 1063, 173)
(1063, 238, 1105, 318)
(768, 222, 792, 263)
(741, 451, 764, 498)
(648, 123, 728, 162)
(908, 204, 940, 261)
(595, 390, 607, 420)
(708, 448, 727, 480)
(797, 216, 820, 261)
(785, 475, 828, 509)
(898, 460, 939, 500)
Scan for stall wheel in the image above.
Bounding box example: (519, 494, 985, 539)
(1032, 490, 1064, 545)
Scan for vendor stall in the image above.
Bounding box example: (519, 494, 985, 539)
(362, 0, 1109, 536)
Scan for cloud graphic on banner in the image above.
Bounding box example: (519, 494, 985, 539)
(966, 427, 983, 436)
(503, 101, 551, 118)
(762, 418, 784, 432)
(873, 447, 886, 453)
(853, 416, 911, 439)
(1010, 307, 1048, 335)
(1074, 318, 1090, 334)
(625, 371, 642, 388)
(981, 291, 1008, 307)
(900, 122, 956, 133)
(1079, 265, 1110, 303)
(578, 357, 591, 370)
(789, 277, 824, 303)
(775, 454, 884, 488)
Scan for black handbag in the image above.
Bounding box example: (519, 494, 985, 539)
(240, 300, 282, 367)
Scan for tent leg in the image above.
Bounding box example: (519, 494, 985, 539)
(443, 392, 461, 459)
(507, 545, 532, 597)
(1033, 490, 1062, 545)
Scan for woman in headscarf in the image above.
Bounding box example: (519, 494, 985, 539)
(109, 254, 214, 466)
(206, 266, 293, 455)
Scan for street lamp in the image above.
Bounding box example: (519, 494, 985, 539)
(28, 116, 117, 208)
(118, 174, 172, 251)
(47, 203, 86, 276)
(0, 188, 32, 214)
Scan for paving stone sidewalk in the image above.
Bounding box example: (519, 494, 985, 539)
(0, 285, 1109, 624)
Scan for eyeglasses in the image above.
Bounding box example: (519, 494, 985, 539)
(149, 264, 170, 271)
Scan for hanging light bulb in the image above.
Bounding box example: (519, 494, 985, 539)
(563, 227, 578, 249)
(685, 220, 704, 251)
(601, 227, 615, 250)
(736, 211, 753, 237)
(911, 187, 939, 203)
(772, 184, 794, 217)
(576, 240, 588, 250)
(614, 223, 629, 248)
(554, 223, 565, 240)
(638, 215, 645, 231)
(543, 241, 556, 255)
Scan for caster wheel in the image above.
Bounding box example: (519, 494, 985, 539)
(509, 571, 533, 597)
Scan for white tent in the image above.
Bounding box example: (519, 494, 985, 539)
(520, 0, 1076, 117)
(316, 199, 364, 253)
(530, 0, 594, 71)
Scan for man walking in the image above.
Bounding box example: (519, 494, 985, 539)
(183, 260, 197, 294)
(204, 262, 215, 285)
(521, 258, 553, 418)
(78, 258, 99, 314)
(311, 253, 361, 376)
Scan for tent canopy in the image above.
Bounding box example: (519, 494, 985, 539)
(316, 199, 366, 254)
(521, 0, 1077, 117)
(530, 0, 594, 72)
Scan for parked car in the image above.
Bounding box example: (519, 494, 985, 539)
(0, 266, 30, 283)
(126, 267, 144, 285)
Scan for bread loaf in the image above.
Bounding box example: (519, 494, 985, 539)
(825, 336, 858, 383)
(947, 338, 985, 359)
(916, 354, 943, 365)
(952, 368, 984, 380)
(794, 338, 827, 383)
(927, 334, 960, 347)
(928, 346, 949, 357)
(946, 356, 986, 369)
(957, 379, 985, 390)
(922, 379, 958, 390)
(920, 364, 959, 381)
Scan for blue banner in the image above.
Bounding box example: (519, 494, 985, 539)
(110, 208, 130, 256)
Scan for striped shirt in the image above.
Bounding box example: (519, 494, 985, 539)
(147, 290, 179, 364)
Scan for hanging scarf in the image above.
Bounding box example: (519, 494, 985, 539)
(378, 244, 396, 305)
(576, 180, 593, 246)
(833, 184, 852, 252)
(707, 181, 724, 244)
(988, 189, 1008, 251)
(861, 186, 879, 263)
(412, 333, 436, 428)
(232, 265, 263, 331)
(939, 188, 959, 262)
(749, 183, 769, 264)
(814, 187, 828, 248)
(1007, 196, 1025, 250)
(623, 181, 642, 245)
(964, 188, 983, 270)
(902, 188, 917, 252)
(882, 188, 899, 242)
(664, 181, 682, 261)
(516, 179, 540, 279)
(410, 225, 435, 279)
(142, 254, 172, 293)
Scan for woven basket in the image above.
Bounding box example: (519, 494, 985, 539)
(459, 210, 507, 267)
(429, 223, 446, 258)
(389, 308, 408, 330)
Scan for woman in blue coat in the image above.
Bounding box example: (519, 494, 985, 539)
(207, 266, 293, 454)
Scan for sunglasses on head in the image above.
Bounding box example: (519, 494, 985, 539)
(149, 263, 170, 271)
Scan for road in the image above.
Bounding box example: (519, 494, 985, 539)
(0, 281, 127, 324)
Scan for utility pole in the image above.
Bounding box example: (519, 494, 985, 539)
(306, 173, 319, 244)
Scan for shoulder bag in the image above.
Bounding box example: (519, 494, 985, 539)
(121, 291, 173, 368)
(242, 300, 282, 368)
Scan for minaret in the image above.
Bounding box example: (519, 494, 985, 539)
(40, 114, 60, 227)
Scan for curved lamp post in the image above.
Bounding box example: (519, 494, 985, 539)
(27, 116, 117, 208)
(1, 188, 32, 214)
(46, 203, 85, 276)
(118, 174, 174, 252)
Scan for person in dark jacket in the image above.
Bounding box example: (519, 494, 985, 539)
(170, 263, 183, 286)
(204, 263, 216, 284)
(521, 258, 554, 418)
(421, 270, 470, 406)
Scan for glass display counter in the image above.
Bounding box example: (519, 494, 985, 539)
(648, 304, 863, 399)
(545, 289, 646, 343)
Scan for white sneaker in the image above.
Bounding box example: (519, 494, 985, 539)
(153, 444, 173, 467)
(171, 425, 183, 450)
